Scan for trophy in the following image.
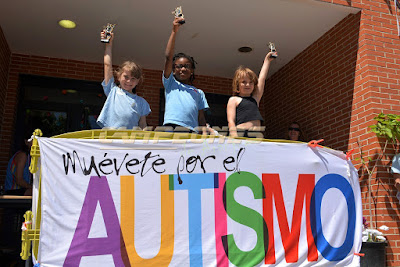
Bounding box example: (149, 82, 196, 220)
(101, 23, 116, 43)
(268, 42, 278, 58)
(172, 6, 185, 24)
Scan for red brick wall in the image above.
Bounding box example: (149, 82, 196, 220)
(263, 1, 400, 264)
(0, 26, 11, 154)
(320, 1, 400, 264)
(263, 13, 361, 150)
(352, 4, 400, 264)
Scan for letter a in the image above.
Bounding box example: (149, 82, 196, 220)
(64, 176, 127, 266)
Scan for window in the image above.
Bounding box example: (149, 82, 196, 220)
(14, 75, 105, 147)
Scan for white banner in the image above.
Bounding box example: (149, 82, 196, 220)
(35, 137, 362, 266)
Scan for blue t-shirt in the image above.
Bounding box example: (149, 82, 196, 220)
(162, 73, 209, 130)
(391, 154, 400, 174)
(5, 151, 31, 191)
(97, 77, 151, 129)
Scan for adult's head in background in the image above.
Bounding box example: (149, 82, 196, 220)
(287, 122, 303, 141)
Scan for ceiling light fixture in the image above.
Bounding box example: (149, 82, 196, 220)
(58, 20, 76, 29)
(238, 46, 253, 53)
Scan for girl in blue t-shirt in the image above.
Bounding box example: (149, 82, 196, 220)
(97, 31, 151, 129)
(162, 16, 209, 132)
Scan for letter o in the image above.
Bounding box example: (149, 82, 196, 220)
(310, 173, 356, 261)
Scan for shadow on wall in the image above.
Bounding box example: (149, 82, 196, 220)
(263, 12, 361, 151)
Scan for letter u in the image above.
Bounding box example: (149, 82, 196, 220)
(120, 175, 175, 266)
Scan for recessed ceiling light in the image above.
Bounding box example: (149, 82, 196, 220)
(58, 20, 76, 29)
(238, 46, 253, 53)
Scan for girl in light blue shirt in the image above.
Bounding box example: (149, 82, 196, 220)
(97, 31, 150, 129)
(162, 16, 209, 132)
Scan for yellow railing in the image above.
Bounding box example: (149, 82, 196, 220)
(20, 211, 40, 260)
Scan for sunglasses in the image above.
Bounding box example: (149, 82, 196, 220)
(174, 64, 192, 70)
(288, 127, 300, 132)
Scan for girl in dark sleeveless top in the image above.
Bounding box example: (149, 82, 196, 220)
(226, 51, 276, 137)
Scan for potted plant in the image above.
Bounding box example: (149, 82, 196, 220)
(356, 113, 400, 266)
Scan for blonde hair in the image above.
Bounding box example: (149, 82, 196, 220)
(232, 66, 258, 96)
(114, 61, 143, 86)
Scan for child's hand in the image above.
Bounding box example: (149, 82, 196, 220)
(101, 31, 114, 44)
(266, 51, 277, 61)
(172, 17, 185, 32)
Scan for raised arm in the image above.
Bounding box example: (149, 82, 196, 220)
(102, 31, 114, 84)
(253, 51, 276, 104)
(227, 97, 238, 137)
(164, 17, 184, 78)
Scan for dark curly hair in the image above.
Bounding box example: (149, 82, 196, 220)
(172, 53, 197, 84)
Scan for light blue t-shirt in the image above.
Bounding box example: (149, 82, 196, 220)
(391, 154, 400, 174)
(162, 73, 209, 130)
(97, 77, 151, 129)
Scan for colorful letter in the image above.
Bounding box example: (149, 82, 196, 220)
(64, 176, 127, 266)
(310, 174, 355, 261)
(262, 174, 317, 264)
(214, 173, 228, 267)
(172, 173, 218, 267)
(223, 171, 268, 267)
(120, 175, 174, 266)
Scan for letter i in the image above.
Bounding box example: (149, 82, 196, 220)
(214, 173, 229, 267)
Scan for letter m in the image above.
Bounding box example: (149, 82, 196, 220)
(262, 174, 317, 264)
